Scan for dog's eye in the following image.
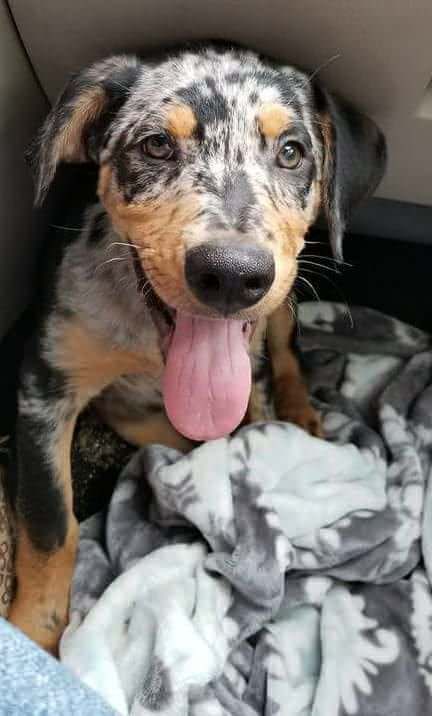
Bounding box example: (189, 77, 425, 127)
(277, 141, 304, 169)
(143, 133, 174, 160)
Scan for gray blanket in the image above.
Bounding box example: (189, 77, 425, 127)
(60, 302, 432, 715)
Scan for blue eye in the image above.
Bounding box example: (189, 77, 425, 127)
(278, 141, 304, 169)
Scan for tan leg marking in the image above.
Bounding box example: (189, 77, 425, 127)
(267, 304, 323, 437)
(10, 318, 163, 653)
(244, 319, 270, 424)
(103, 410, 194, 453)
(9, 417, 79, 655)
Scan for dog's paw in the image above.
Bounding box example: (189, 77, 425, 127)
(278, 403, 324, 438)
(8, 601, 63, 657)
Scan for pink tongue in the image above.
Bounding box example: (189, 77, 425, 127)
(162, 313, 251, 441)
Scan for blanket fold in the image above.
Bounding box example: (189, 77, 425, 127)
(61, 303, 432, 715)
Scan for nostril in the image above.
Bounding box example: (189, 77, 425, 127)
(198, 272, 221, 293)
(244, 275, 264, 291)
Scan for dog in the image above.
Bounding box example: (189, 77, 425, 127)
(8, 43, 386, 652)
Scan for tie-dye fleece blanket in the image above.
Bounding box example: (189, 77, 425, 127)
(60, 302, 432, 715)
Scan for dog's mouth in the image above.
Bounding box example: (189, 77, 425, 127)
(145, 286, 255, 442)
(148, 291, 254, 359)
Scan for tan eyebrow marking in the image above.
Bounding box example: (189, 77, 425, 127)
(257, 103, 294, 139)
(166, 104, 197, 139)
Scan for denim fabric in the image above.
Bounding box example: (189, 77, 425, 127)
(0, 618, 117, 715)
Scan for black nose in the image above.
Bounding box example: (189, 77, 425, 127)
(185, 240, 275, 314)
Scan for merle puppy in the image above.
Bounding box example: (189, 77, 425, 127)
(9, 43, 386, 652)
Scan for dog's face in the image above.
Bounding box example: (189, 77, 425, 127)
(32, 46, 386, 325)
(97, 51, 324, 321)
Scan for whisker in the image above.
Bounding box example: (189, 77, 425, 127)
(106, 241, 141, 252)
(299, 268, 354, 328)
(107, 78, 135, 93)
(302, 253, 352, 268)
(293, 285, 309, 318)
(309, 53, 341, 82)
(94, 256, 129, 274)
(283, 294, 299, 335)
(296, 275, 321, 303)
(117, 276, 135, 290)
(291, 298, 302, 338)
(299, 259, 340, 274)
(139, 278, 152, 294)
(301, 252, 339, 260)
(50, 224, 83, 232)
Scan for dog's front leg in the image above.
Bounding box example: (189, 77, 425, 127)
(268, 303, 323, 437)
(8, 367, 80, 655)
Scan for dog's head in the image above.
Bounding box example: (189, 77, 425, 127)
(30, 45, 386, 440)
(31, 45, 386, 320)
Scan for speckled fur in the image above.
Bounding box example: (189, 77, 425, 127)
(9, 43, 386, 652)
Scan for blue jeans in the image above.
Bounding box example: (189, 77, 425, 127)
(0, 618, 117, 715)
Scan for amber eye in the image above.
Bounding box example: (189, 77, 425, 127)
(143, 133, 174, 160)
(277, 140, 304, 169)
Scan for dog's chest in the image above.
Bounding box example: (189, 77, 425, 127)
(95, 372, 164, 421)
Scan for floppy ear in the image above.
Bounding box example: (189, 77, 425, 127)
(314, 85, 387, 260)
(27, 55, 142, 205)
